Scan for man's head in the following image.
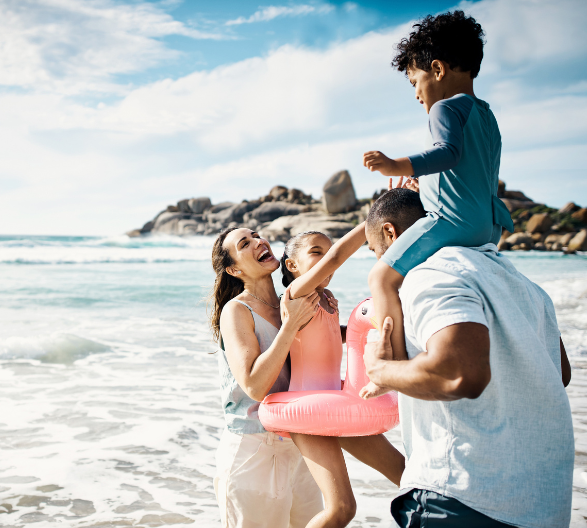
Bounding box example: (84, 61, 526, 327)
(392, 11, 485, 113)
(366, 189, 426, 259)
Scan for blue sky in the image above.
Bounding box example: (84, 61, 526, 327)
(1, 0, 586, 235)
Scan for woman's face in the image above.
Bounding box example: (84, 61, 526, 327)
(287, 234, 333, 289)
(223, 228, 279, 279)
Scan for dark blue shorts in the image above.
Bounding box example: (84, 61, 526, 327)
(391, 489, 515, 527)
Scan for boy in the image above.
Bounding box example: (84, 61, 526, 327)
(362, 11, 514, 379)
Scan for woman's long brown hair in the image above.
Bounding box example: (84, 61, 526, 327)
(209, 227, 244, 343)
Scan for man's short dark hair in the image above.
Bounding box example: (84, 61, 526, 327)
(392, 10, 485, 79)
(366, 188, 425, 234)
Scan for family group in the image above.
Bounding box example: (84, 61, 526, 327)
(207, 10, 574, 528)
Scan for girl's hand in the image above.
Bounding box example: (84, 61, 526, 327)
(281, 285, 320, 330)
(388, 176, 419, 192)
(405, 177, 419, 193)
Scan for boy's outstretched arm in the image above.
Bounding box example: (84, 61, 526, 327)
(363, 152, 414, 177)
(289, 222, 366, 299)
(368, 260, 408, 361)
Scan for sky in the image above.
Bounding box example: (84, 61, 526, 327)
(1, 0, 586, 236)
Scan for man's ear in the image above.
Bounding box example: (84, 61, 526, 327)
(285, 258, 297, 274)
(382, 222, 399, 242)
(431, 59, 446, 81)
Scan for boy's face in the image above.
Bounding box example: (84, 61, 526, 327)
(407, 64, 444, 114)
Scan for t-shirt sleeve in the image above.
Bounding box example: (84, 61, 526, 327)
(402, 266, 488, 350)
(408, 97, 473, 177)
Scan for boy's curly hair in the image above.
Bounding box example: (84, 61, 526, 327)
(392, 10, 485, 79)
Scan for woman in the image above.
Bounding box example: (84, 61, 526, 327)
(210, 226, 324, 528)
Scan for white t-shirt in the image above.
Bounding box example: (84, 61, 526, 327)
(398, 244, 574, 528)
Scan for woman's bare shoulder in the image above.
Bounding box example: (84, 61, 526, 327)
(220, 297, 254, 327)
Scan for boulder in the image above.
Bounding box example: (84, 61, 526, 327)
(568, 230, 587, 252)
(177, 197, 212, 214)
(571, 208, 587, 224)
(322, 170, 357, 214)
(260, 212, 354, 242)
(190, 197, 212, 214)
(153, 211, 184, 231)
(126, 229, 142, 238)
(269, 186, 288, 201)
(177, 219, 202, 235)
(526, 213, 553, 234)
(503, 190, 533, 201)
(500, 198, 542, 213)
(206, 201, 259, 226)
(167, 205, 179, 213)
(544, 232, 575, 250)
(140, 220, 155, 234)
(505, 232, 534, 247)
(558, 202, 580, 215)
(497, 180, 506, 197)
(244, 202, 305, 224)
(208, 202, 235, 214)
(287, 188, 313, 204)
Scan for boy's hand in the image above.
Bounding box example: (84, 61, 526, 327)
(363, 151, 395, 176)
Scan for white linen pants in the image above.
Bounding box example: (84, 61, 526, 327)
(214, 428, 323, 528)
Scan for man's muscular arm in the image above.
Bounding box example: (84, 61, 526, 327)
(362, 317, 491, 401)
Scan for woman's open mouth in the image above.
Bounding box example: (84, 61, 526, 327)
(257, 249, 274, 263)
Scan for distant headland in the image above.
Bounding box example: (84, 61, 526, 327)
(126, 171, 587, 253)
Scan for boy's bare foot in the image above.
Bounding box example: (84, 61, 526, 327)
(360, 381, 392, 400)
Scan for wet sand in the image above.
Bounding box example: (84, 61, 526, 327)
(0, 354, 586, 527)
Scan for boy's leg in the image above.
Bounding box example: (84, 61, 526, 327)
(338, 434, 405, 486)
(368, 261, 407, 361)
(290, 433, 356, 528)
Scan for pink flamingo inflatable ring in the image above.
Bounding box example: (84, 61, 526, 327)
(259, 298, 399, 437)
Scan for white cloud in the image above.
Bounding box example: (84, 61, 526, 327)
(1, 0, 587, 235)
(0, 0, 228, 95)
(226, 4, 335, 26)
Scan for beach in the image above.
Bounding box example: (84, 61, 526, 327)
(1, 235, 586, 527)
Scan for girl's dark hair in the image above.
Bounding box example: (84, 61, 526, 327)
(392, 10, 485, 79)
(209, 227, 244, 343)
(280, 231, 332, 287)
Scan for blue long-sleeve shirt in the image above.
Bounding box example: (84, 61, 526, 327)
(407, 94, 513, 234)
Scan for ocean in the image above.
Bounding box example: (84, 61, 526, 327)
(1, 234, 586, 527)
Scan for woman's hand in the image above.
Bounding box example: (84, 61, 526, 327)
(281, 285, 320, 331)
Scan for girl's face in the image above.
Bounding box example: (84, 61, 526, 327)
(223, 228, 279, 279)
(287, 234, 334, 289)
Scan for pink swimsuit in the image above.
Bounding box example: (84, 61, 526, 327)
(288, 299, 342, 392)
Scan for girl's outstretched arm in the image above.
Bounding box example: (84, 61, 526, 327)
(289, 222, 366, 300)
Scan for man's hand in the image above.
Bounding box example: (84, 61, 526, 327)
(364, 151, 395, 176)
(360, 317, 395, 399)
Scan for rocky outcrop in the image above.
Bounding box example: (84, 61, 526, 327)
(126, 180, 349, 239)
(126, 175, 587, 252)
(322, 170, 357, 214)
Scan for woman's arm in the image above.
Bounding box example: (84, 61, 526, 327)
(289, 222, 367, 299)
(220, 288, 320, 401)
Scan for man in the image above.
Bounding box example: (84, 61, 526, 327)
(362, 188, 574, 528)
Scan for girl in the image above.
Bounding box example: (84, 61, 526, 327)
(280, 226, 405, 528)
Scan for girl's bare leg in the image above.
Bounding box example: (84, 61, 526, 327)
(290, 433, 356, 528)
(338, 434, 405, 486)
